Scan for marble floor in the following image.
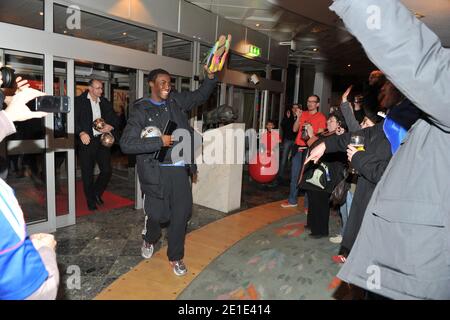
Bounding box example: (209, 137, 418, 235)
(54, 166, 292, 300)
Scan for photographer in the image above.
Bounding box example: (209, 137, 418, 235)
(0, 67, 33, 179)
(1, 68, 59, 300)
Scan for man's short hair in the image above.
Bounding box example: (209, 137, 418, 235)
(148, 68, 170, 83)
(309, 95, 320, 103)
(88, 79, 101, 87)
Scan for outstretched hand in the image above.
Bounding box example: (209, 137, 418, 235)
(15, 76, 31, 93)
(30, 233, 57, 251)
(346, 144, 360, 162)
(304, 142, 326, 165)
(4, 87, 48, 122)
(204, 65, 216, 79)
(342, 85, 353, 103)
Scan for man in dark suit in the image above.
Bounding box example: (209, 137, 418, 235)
(75, 79, 119, 211)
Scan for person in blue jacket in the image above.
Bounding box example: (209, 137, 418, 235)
(0, 73, 59, 300)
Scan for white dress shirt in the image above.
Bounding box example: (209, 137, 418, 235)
(88, 92, 102, 136)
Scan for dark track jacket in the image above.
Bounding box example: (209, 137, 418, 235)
(120, 75, 218, 198)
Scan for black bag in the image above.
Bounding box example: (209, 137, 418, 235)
(330, 170, 350, 207)
(303, 162, 330, 190)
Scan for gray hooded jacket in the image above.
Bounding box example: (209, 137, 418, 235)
(330, 0, 450, 299)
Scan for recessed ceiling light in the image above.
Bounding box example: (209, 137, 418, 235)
(122, 32, 127, 36)
(313, 48, 318, 52)
(255, 23, 260, 27)
(347, 64, 351, 67)
(414, 12, 425, 19)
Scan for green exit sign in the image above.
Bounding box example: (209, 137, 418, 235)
(248, 45, 261, 57)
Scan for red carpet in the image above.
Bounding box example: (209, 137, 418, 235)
(24, 180, 134, 217)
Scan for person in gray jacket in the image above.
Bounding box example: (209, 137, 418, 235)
(325, 0, 450, 299)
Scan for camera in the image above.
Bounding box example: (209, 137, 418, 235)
(34, 96, 70, 113)
(0, 66, 17, 89)
(301, 124, 310, 141)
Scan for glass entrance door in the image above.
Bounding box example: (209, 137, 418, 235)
(1, 51, 76, 233)
(53, 57, 76, 229)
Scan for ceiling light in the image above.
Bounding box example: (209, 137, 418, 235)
(122, 32, 127, 36)
(39, 11, 44, 16)
(313, 48, 318, 52)
(63, 30, 67, 34)
(255, 23, 260, 27)
(414, 12, 425, 19)
(347, 64, 351, 67)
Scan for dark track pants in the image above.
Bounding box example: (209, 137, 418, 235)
(143, 166, 192, 261)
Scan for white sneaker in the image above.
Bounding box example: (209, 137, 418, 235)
(329, 235, 343, 244)
(281, 201, 298, 208)
(141, 240, 154, 259)
(170, 260, 187, 276)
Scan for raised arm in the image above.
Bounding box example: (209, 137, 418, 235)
(172, 74, 218, 112)
(330, 0, 450, 129)
(340, 102, 361, 132)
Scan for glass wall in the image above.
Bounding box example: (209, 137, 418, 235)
(1, 49, 47, 224)
(0, 0, 44, 30)
(53, 60, 70, 218)
(53, 4, 157, 54)
(228, 53, 267, 78)
(54, 60, 68, 139)
(199, 44, 212, 71)
(163, 34, 193, 62)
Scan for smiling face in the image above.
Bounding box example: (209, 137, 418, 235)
(150, 74, 171, 102)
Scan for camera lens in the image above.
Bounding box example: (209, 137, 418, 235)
(0, 67, 17, 89)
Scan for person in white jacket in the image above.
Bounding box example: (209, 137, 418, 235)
(323, 0, 450, 299)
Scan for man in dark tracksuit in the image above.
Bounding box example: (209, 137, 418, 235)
(120, 68, 218, 276)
